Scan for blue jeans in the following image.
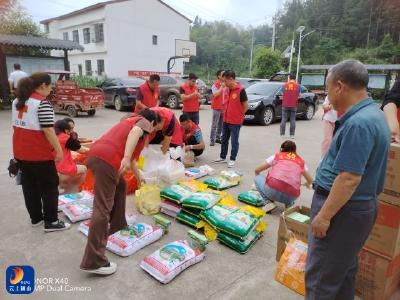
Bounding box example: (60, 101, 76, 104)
(254, 174, 296, 207)
(220, 122, 241, 161)
(185, 111, 199, 125)
(280, 107, 297, 136)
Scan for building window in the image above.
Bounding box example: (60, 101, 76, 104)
(72, 30, 79, 43)
(63, 32, 69, 40)
(97, 59, 105, 75)
(85, 60, 92, 76)
(83, 28, 90, 44)
(78, 64, 82, 76)
(44, 24, 49, 33)
(152, 35, 158, 45)
(94, 23, 104, 42)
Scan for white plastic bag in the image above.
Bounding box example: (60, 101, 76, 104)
(169, 146, 185, 160)
(159, 159, 185, 184)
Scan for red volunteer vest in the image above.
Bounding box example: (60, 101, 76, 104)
(223, 83, 245, 125)
(397, 108, 400, 124)
(266, 152, 305, 197)
(56, 133, 77, 176)
(12, 92, 54, 161)
(150, 107, 183, 145)
(182, 121, 199, 144)
(88, 116, 147, 170)
(134, 82, 159, 113)
(181, 83, 199, 113)
(211, 80, 223, 110)
(282, 80, 300, 108)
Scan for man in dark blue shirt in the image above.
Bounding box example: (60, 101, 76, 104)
(305, 60, 390, 300)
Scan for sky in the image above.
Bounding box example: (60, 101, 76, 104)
(19, 0, 281, 28)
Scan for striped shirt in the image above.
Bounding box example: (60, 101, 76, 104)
(37, 100, 55, 128)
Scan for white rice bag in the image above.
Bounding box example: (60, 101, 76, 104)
(160, 200, 182, 218)
(61, 199, 93, 223)
(140, 239, 205, 284)
(58, 191, 94, 210)
(78, 213, 137, 236)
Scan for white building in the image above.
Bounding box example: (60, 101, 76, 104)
(41, 0, 191, 78)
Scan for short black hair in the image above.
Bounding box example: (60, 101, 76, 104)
(179, 113, 190, 122)
(280, 140, 297, 153)
(188, 73, 198, 80)
(149, 74, 160, 82)
(328, 60, 369, 90)
(289, 74, 296, 80)
(14, 63, 21, 70)
(64, 117, 75, 125)
(223, 70, 236, 80)
(216, 69, 224, 77)
(139, 108, 162, 124)
(54, 119, 71, 135)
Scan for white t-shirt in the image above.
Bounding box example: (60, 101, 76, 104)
(322, 96, 338, 123)
(8, 70, 29, 88)
(266, 155, 309, 172)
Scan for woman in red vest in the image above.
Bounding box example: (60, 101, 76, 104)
(210, 70, 224, 146)
(80, 109, 161, 275)
(54, 120, 88, 193)
(134, 74, 160, 113)
(149, 106, 183, 153)
(12, 72, 70, 232)
(180, 73, 201, 124)
(382, 78, 400, 143)
(254, 140, 313, 212)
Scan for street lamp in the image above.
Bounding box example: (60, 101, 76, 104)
(295, 26, 305, 81)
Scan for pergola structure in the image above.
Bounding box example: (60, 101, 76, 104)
(0, 34, 83, 105)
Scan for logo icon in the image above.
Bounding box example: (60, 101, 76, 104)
(6, 265, 35, 294)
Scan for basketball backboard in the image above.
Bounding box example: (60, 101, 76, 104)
(175, 39, 197, 58)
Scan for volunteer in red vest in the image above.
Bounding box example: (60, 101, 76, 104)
(210, 69, 224, 146)
(213, 70, 248, 168)
(12, 72, 70, 232)
(179, 113, 205, 157)
(382, 78, 400, 143)
(80, 109, 161, 275)
(180, 73, 201, 125)
(54, 120, 88, 193)
(254, 140, 313, 213)
(133, 74, 160, 113)
(280, 74, 305, 139)
(149, 106, 183, 153)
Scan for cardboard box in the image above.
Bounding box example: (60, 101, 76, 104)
(356, 248, 400, 300)
(380, 143, 400, 207)
(276, 206, 311, 261)
(364, 200, 400, 258)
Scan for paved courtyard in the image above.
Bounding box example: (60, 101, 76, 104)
(0, 105, 394, 300)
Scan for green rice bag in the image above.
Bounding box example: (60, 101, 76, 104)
(218, 230, 261, 254)
(200, 203, 238, 230)
(182, 207, 203, 217)
(217, 209, 262, 240)
(176, 211, 202, 228)
(220, 170, 242, 182)
(160, 184, 193, 203)
(287, 212, 310, 224)
(238, 190, 265, 207)
(181, 192, 221, 210)
(203, 176, 239, 190)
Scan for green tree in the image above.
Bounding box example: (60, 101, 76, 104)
(253, 46, 283, 78)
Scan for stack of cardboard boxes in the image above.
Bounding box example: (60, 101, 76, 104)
(356, 143, 400, 300)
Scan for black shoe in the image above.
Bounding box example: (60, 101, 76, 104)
(31, 219, 44, 228)
(210, 141, 215, 146)
(216, 139, 222, 144)
(44, 220, 71, 232)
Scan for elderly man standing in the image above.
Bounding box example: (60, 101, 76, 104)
(305, 60, 390, 300)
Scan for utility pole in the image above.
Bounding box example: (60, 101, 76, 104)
(249, 31, 255, 74)
(272, 16, 276, 51)
(366, 0, 373, 49)
(288, 36, 295, 77)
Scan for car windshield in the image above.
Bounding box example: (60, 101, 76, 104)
(120, 78, 145, 86)
(246, 83, 281, 96)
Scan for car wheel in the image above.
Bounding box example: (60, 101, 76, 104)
(114, 96, 123, 111)
(67, 106, 78, 118)
(167, 94, 180, 109)
(87, 109, 96, 116)
(304, 104, 315, 120)
(259, 106, 275, 126)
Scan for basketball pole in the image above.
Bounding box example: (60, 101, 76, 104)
(167, 55, 185, 74)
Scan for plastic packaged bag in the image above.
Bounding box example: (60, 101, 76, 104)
(176, 211, 203, 229)
(58, 191, 94, 210)
(159, 159, 185, 185)
(275, 238, 307, 296)
(160, 184, 194, 203)
(182, 207, 203, 217)
(238, 190, 265, 207)
(181, 191, 221, 210)
(200, 199, 239, 230)
(61, 199, 93, 223)
(203, 176, 240, 190)
(169, 146, 185, 160)
(220, 170, 243, 182)
(179, 180, 208, 192)
(185, 165, 215, 180)
(79, 213, 137, 236)
(160, 200, 182, 218)
(182, 150, 195, 168)
(135, 185, 161, 215)
(140, 231, 207, 284)
(218, 229, 262, 254)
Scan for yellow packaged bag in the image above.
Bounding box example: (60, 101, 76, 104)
(275, 238, 307, 296)
(135, 185, 161, 215)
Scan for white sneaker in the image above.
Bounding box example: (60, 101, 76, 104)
(227, 160, 235, 168)
(81, 262, 117, 276)
(262, 202, 277, 213)
(213, 157, 226, 163)
(290, 135, 295, 139)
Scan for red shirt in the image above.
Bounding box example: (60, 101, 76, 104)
(149, 107, 183, 145)
(88, 116, 148, 170)
(134, 81, 159, 113)
(282, 80, 300, 108)
(211, 80, 223, 110)
(223, 83, 246, 125)
(182, 120, 199, 143)
(181, 83, 199, 112)
(56, 133, 77, 176)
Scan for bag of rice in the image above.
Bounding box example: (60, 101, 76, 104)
(176, 211, 203, 229)
(181, 191, 221, 210)
(217, 229, 262, 254)
(179, 180, 208, 192)
(140, 230, 208, 284)
(58, 191, 94, 210)
(238, 190, 265, 207)
(79, 213, 137, 236)
(182, 207, 203, 217)
(135, 184, 161, 215)
(203, 176, 239, 190)
(159, 159, 185, 185)
(160, 200, 182, 218)
(220, 170, 243, 182)
(61, 199, 94, 223)
(160, 184, 193, 203)
(200, 199, 239, 230)
(184, 165, 214, 180)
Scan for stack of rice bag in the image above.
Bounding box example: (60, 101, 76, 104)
(59, 191, 94, 223)
(203, 170, 243, 190)
(238, 190, 266, 207)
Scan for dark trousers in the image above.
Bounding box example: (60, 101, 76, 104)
(150, 131, 180, 148)
(19, 160, 59, 223)
(186, 136, 204, 156)
(220, 122, 241, 161)
(280, 107, 297, 136)
(185, 111, 200, 125)
(305, 192, 377, 300)
(80, 157, 127, 270)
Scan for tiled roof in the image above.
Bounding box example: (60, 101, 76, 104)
(0, 34, 84, 51)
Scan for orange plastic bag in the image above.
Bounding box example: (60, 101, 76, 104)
(72, 152, 87, 164)
(275, 238, 307, 296)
